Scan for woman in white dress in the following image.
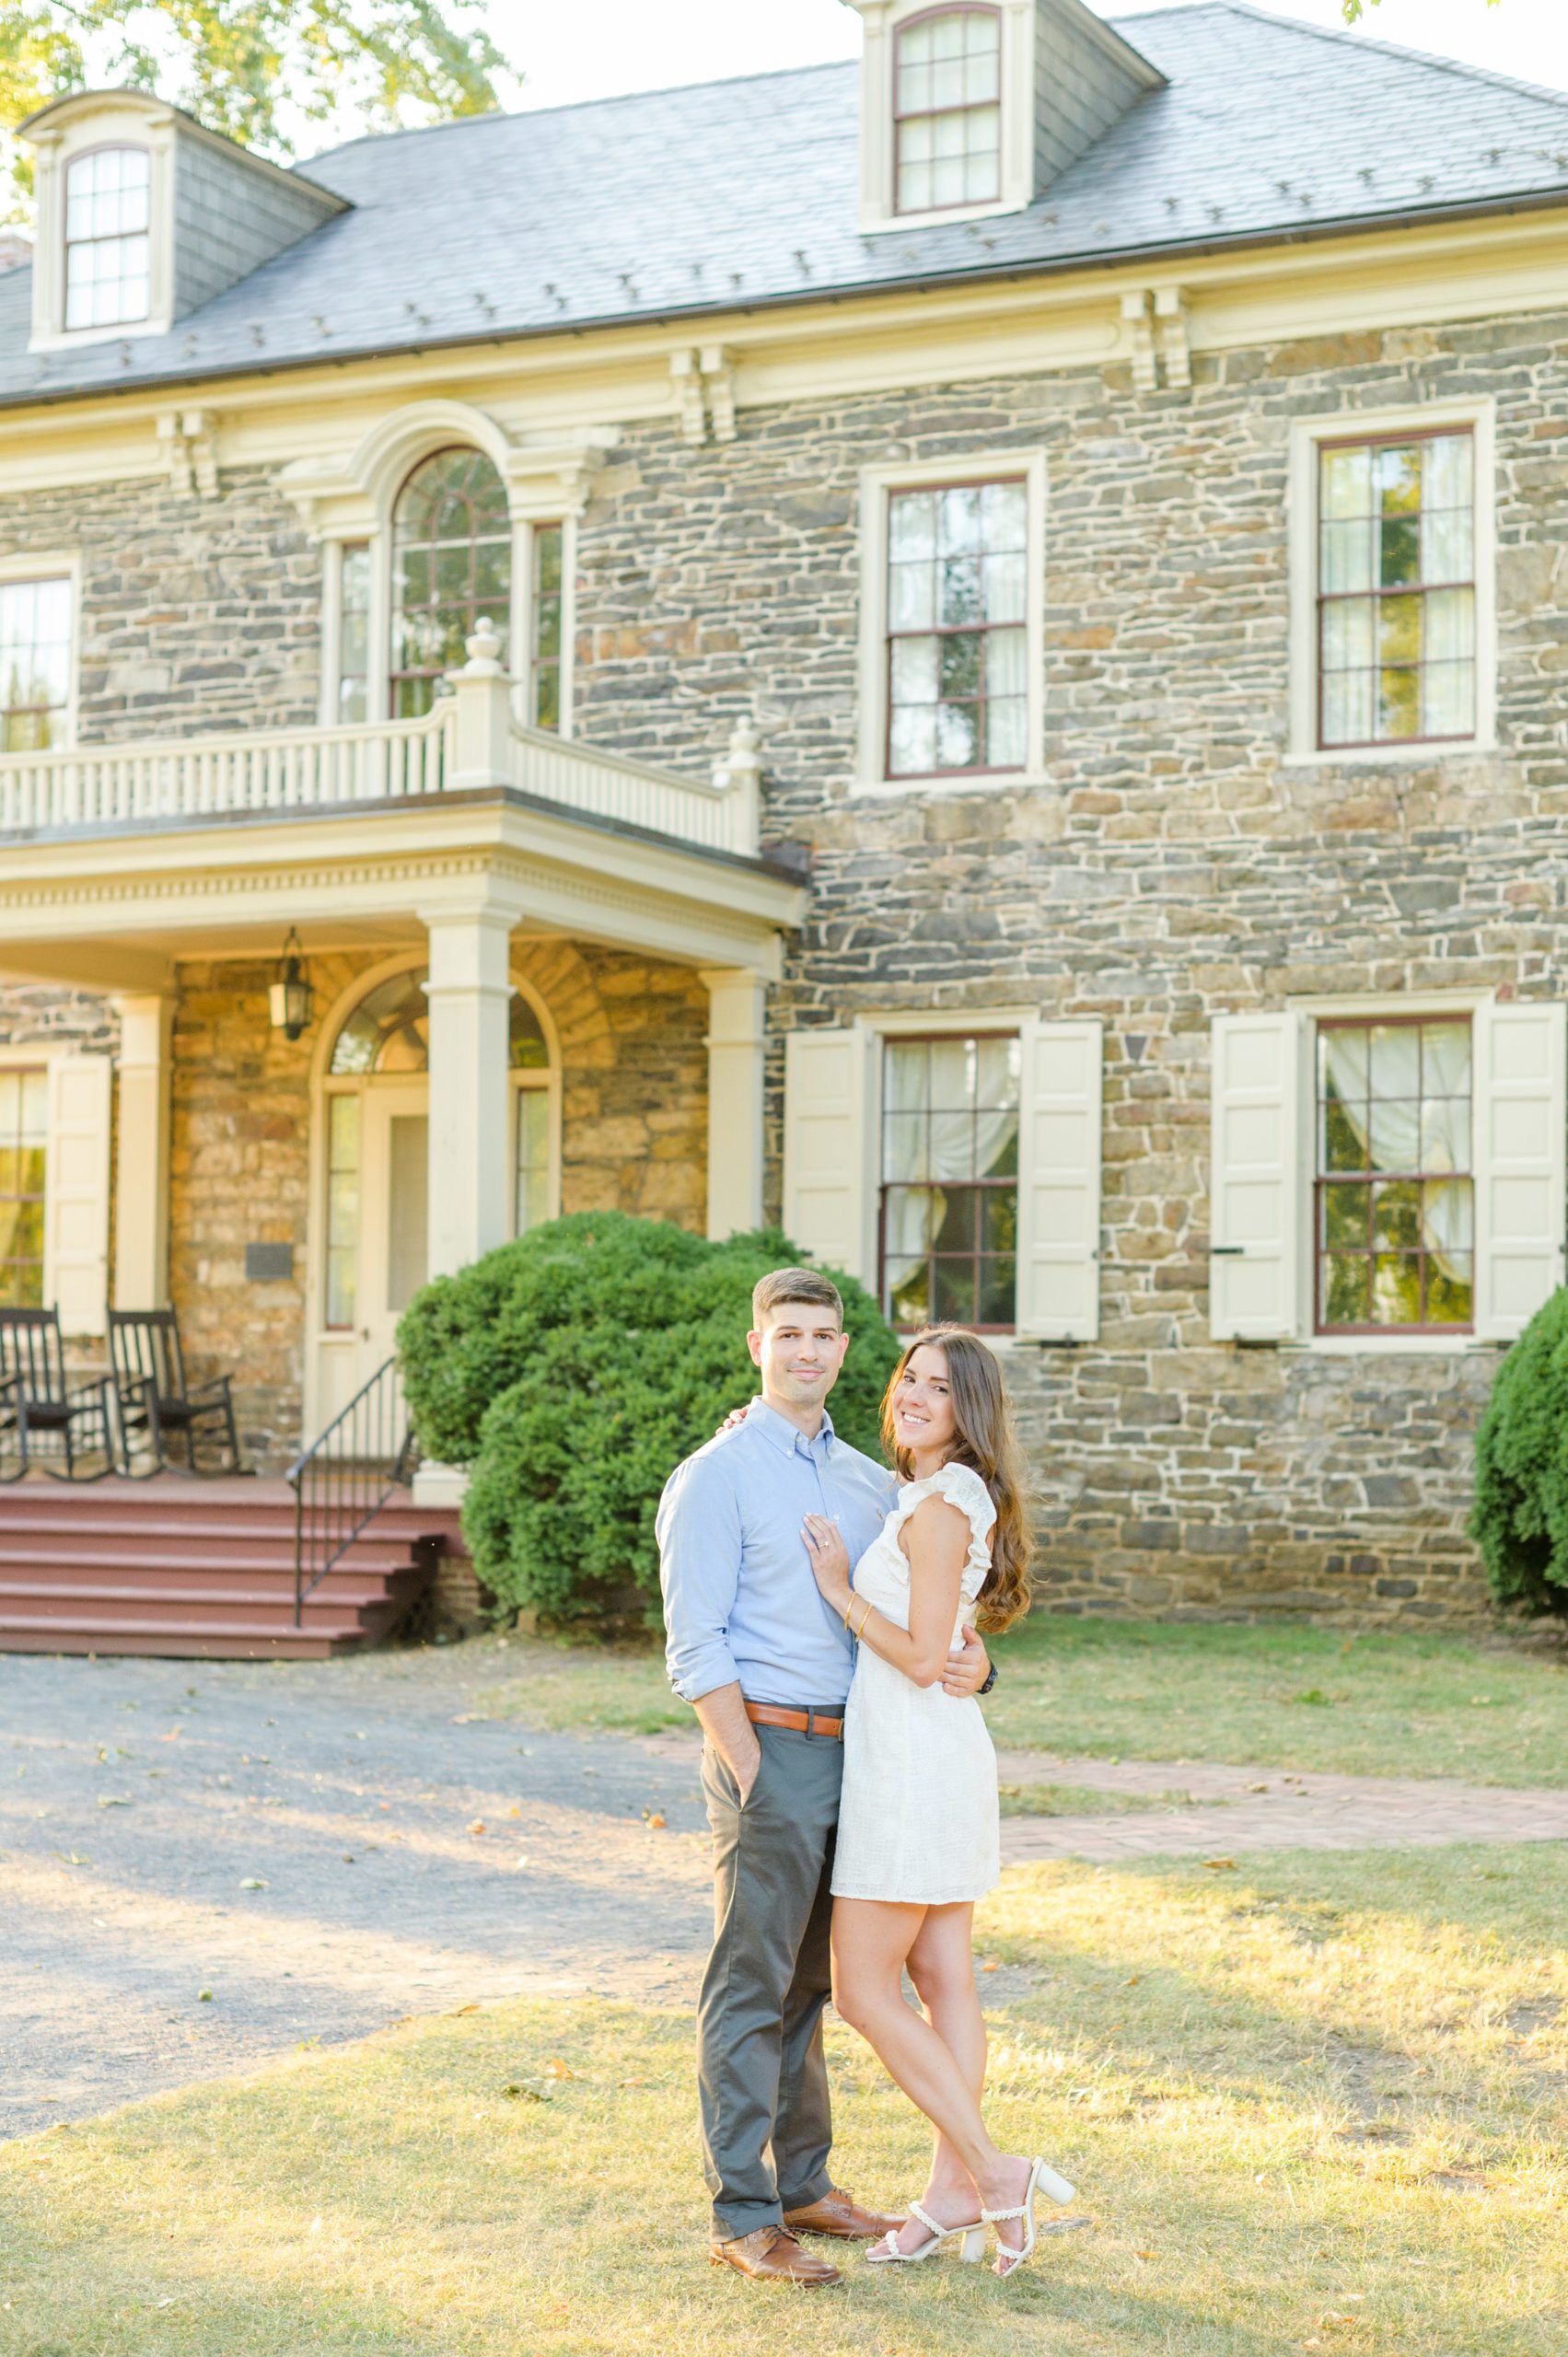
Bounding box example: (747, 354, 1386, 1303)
(800, 1325, 1074, 2279)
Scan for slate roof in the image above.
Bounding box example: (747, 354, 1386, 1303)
(4, 1, 1568, 412)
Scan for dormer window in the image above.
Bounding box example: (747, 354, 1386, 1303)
(895, 7, 1001, 215)
(64, 147, 150, 331)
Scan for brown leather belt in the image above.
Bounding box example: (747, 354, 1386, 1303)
(745, 1701, 844, 1741)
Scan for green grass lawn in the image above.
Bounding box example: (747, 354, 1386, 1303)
(4, 1840, 1563, 2356)
(466, 1617, 1568, 1785)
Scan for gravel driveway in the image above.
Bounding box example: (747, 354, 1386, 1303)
(6, 1644, 1565, 2142)
(2, 1646, 713, 2141)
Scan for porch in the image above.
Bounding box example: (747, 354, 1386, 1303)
(0, 644, 805, 1647)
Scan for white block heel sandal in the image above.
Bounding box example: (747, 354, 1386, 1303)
(984, 2156, 1076, 2279)
(865, 2201, 987, 2265)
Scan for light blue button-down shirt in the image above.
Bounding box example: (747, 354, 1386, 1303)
(657, 1399, 897, 1708)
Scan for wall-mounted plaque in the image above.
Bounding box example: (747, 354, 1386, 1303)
(245, 1242, 295, 1283)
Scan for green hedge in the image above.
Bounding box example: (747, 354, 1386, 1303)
(396, 1213, 900, 1627)
(1470, 1284, 1568, 1616)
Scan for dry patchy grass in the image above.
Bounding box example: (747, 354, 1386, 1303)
(467, 1618, 1568, 1786)
(2, 1840, 1563, 2356)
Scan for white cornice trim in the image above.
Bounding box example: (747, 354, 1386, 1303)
(276, 399, 621, 537)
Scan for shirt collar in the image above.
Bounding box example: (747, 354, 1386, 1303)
(746, 1397, 836, 1458)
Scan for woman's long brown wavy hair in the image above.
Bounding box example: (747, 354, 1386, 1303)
(880, 1326, 1032, 1632)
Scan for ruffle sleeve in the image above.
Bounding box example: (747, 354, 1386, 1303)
(900, 1460, 997, 1565)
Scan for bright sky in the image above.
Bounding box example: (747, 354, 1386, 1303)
(481, 0, 1568, 112)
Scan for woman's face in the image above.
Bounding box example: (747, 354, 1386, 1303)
(891, 1343, 957, 1457)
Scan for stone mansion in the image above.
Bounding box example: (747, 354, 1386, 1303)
(3, 0, 1567, 1620)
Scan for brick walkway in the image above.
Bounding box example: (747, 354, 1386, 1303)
(992, 1749, 1568, 1863)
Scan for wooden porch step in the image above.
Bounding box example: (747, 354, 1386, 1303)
(0, 1474, 466, 1657)
(0, 1619, 369, 1661)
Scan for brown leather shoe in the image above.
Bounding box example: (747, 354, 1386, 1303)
(708, 2225, 842, 2285)
(783, 2187, 905, 2241)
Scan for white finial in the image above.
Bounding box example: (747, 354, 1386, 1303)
(461, 619, 505, 674)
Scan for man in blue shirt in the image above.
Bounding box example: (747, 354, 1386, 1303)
(657, 1266, 992, 2286)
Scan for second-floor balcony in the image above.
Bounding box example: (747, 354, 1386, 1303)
(0, 626, 766, 865)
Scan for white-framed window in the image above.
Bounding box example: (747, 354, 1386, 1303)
(0, 563, 76, 751)
(1209, 997, 1564, 1351)
(1287, 401, 1496, 764)
(319, 444, 575, 737)
(64, 146, 150, 331)
(783, 1011, 1102, 1342)
(895, 6, 1002, 215)
(855, 448, 1045, 795)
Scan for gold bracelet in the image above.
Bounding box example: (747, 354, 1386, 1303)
(842, 1596, 856, 1631)
(854, 1598, 875, 1641)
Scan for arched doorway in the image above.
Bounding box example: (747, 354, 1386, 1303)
(308, 961, 558, 1430)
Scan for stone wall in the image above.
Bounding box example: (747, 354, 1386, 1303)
(567, 308, 1568, 1620)
(0, 466, 319, 739)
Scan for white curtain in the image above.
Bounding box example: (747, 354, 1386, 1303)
(883, 1039, 1018, 1266)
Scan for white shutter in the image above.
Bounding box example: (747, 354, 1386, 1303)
(1474, 998, 1566, 1341)
(1015, 1018, 1102, 1341)
(782, 1028, 875, 1281)
(44, 1051, 112, 1337)
(1209, 1013, 1305, 1341)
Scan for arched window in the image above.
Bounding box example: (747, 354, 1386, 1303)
(895, 7, 1001, 215)
(389, 447, 511, 718)
(64, 147, 150, 331)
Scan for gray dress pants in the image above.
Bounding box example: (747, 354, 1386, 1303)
(697, 1720, 844, 2241)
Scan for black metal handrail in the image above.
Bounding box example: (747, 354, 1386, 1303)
(285, 1357, 415, 1626)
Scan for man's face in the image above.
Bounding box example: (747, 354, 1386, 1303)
(747, 1303, 849, 1410)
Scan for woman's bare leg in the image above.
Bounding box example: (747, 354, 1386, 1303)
(832, 1897, 1030, 2257)
(904, 1903, 987, 2243)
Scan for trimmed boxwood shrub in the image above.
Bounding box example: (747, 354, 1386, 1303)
(397, 1212, 900, 1627)
(1470, 1284, 1568, 1616)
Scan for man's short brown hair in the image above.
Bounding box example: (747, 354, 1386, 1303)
(751, 1266, 843, 1329)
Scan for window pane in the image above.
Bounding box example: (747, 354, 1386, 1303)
(889, 703, 937, 775)
(936, 701, 980, 768)
(1378, 596, 1422, 665)
(939, 633, 981, 699)
(1320, 598, 1374, 673)
(887, 1257, 931, 1329)
(985, 624, 1027, 696)
(986, 696, 1027, 769)
(1372, 1180, 1421, 1248)
(980, 481, 1028, 550)
(1424, 586, 1474, 665)
(1423, 1022, 1472, 1097)
(928, 1039, 974, 1111)
(1378, 666, 1420, 740)
(889, 559, 935, 629)
(891, 634, 938, 703)
(1426, 1250, 1473, 1326)
(979, 1254, 1016, 1326)
(1420, 1097, 1470, 1173)
(1372, 1254, 1423, 1326)
(1323, 1254, 1370, 1327)
(939, 488, 983, 555)
(889, 493, 937, 563)
(1423, 1176, 1474, 1255)
(1423, 657, 1477, 737)
(933, 1260, 977, 1323)
(1423, 504, 1473, 584)
(1322, 1182, 1368, 1248)
(1320, 668, 1373, 748)
(1320, 519, 1373, 594)
(1321, 447, 1372, 518)
(516, 1087, 551, 1233)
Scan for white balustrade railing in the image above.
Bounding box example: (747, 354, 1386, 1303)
(0, 707, 452, 836)
(0, 641, 762, 861)
(508, 720, 759, 856)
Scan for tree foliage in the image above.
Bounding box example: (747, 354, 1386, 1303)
(2, 0, 508, 214)
(1469, 1285, 1568, 1617)
(1341, 0, 1501, 21)
(397, 1212, 902, 1629)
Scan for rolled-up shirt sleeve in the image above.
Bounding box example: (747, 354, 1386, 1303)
(657, 1453, 744, 1703)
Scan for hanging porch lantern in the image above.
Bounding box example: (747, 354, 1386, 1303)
(268, 928, 313, 1041)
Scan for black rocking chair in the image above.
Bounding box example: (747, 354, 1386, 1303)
(110, 1308, 245, 1477)
(0, 1306, 115, 1481)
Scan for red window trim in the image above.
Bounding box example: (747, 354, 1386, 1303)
(892, 3, 1004, 220)
(884, 471, 1028, 783)
(1312, 1013, 1475, 1338)
(1314, 424, 1477, 756)
(877, 1028, 1021, 1334)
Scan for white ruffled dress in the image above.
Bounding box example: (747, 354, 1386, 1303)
(830, 1459, 1001, 1907)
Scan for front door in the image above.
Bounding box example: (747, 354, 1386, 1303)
(313, 1081, 428, 1431)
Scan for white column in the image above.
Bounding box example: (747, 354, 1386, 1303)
(110, 993, 173, 1308)
(423, 903, 514, 1279)
(701, 967, 767, 1240)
